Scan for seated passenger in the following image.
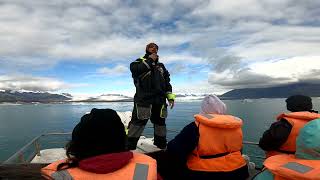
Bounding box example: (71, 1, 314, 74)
(41, 108, 158, 180)
(159, 95, 249, 180)
(254, 118, 320, 180)
(259, 95, 320, 157)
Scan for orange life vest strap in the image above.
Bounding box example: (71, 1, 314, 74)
(193, 151, 236, 159)
(187, 151, 246, 172)
(276, 149, 295, 154)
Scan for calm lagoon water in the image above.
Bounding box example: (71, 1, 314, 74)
(1, 98, 320, 163)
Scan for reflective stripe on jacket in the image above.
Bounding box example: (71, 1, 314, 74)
(264, 154, 320, 180)
(267, 112, 320, 157)
(130, 55, 172, 105)
(41, 152, 157, 180)
(187, 114, 247, 172)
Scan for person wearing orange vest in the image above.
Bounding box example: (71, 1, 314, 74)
(253, 118, 320, 180)
(41, 108, 159, 180)
(154, 95, 249, 180)
(259, 95, 320, 158)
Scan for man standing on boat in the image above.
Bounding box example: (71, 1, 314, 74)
(127, 42, 175, 150)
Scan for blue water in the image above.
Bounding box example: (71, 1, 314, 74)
(1, 98, 319, 163)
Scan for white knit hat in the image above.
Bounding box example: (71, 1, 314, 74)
(199, 95, 227, 115)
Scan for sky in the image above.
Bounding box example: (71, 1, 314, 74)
(0, 0, 320, 96)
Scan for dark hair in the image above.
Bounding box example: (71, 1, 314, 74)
(286, 95, 313, 112)
(145, 42, 158, 54)
(57, 108, 126, 170)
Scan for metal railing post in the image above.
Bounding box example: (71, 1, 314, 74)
(34, 140, 41, 156)
(18, 152, 25, 163)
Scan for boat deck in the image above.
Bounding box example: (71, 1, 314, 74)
(0, 111, 263, 179)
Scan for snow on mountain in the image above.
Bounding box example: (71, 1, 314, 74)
(175, 94, 206, 101)
(0, 90, 208, 102)
(70, 93, 133, 102)
(90, 94, 133, 101)
(0, 90, 71, 102)
(70, 93, 206, 102)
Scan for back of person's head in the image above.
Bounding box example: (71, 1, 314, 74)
(295, 119, 320, 160)
(199, 95, 227, 115)
(285, 95, 313, 112)
(67, 108, 126, 160)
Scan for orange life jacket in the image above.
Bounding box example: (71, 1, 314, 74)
(41, 152, 157, 180)
(264, 154, 320, 180)
(266, 112, 320, 157)
(187, 114, 247, 172)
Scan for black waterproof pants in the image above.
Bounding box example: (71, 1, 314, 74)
(127, 103, 167, 150)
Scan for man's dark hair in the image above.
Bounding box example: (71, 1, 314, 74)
(145, 42, 158, 54)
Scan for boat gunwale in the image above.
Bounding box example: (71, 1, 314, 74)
(3, 132, 264, 164)
(3, 132, 71, 164)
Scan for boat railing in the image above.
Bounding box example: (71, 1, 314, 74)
(144, 126, 266, 162)
(243, 141, 265, 160)
(3, 132, 71, 164)
(3, 130, 265, 168)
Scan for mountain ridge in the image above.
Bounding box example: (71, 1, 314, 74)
(1, 83, 320, 102)
(220, 83, 320, 99)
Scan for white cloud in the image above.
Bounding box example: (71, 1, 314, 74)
(97, 64, 128, 76)
(161, 54, 203, 64)
(2, 0, 319, 66)
(229, 25, 320, 59)
(192, 0, 267, 19)
(250, 56, 320, 79)
(174, 80, 229, 95)
(0, 0, 320, 93)
(0, 1, 198, 69)
(208, 56, 320, 89)
(0, 75, 81, 91)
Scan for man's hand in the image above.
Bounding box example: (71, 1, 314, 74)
(169, 100, 174, 109)
(149, 53, 159, 61)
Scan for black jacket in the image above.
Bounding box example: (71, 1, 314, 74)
(130, 54, 172, 105)
(259, 119, 292, 151)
